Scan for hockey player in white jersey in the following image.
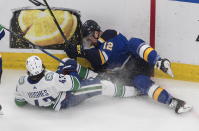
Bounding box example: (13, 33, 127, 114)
(15, 56, 139, 111)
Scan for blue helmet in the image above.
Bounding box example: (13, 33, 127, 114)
(82, 20, 101, 37)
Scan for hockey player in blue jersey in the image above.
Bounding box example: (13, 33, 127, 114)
(65, 20, 192, 114)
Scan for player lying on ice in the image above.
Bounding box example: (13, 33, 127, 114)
(64, 20, 192, 114)
(14, 56, 139, 111)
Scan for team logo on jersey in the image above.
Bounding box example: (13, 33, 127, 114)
(33, 86, 37, 89)
(45, 72, 54, 81)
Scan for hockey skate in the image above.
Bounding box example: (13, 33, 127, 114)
(169, 98, 192, 114)
(155, 58, 174, 77)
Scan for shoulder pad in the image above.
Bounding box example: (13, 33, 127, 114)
(100, 29, 118, 42)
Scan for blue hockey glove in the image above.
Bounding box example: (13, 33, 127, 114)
(57, 58, 77, 75)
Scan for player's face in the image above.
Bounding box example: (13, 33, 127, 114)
(84, 31, 100, 46)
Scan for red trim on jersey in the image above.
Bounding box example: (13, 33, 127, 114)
(150, 0, 156, 48)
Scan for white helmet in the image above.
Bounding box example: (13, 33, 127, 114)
(26, 56, 44, 76)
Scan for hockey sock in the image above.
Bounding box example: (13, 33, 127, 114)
(148, 84, 173, 104)
(133, 75, 172, 104)
(128, 38, 160, 65)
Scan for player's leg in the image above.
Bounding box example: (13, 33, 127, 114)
(132, 75, 192, 114)
(53, 78, 102, 111)
(128, 38, 159, 65)
(101, 80, 140, 97)
(127, 38, 173, 77)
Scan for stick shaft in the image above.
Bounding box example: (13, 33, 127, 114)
(42, 0, 69, 45)
(1, 25, 65, 64)
(29, 0, 45, 6)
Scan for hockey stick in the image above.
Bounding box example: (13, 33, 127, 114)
(29, 0, 45, 6)
(0, 24, 65, 64)
(29, 0, 75, 47)
(28, 0, 83, 58)
(42, 0, 69, 47)
(42, 0, 83, 58)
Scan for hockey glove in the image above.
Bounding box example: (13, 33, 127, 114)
(57, 58, 78, 75)
(64, 44, 85, 59)
(155, 58, 174, 77)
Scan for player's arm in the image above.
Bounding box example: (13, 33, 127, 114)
(84, 29, 117, 70)
(15, 85, 27, 107)
(84, 48, 108, 71)
(53, 72, 81, 92)
(56, 58, 98, 80)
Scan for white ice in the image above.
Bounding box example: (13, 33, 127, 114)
(0, 69, 199, 131)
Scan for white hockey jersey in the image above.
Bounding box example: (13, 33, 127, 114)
(15, 71, 80, 107)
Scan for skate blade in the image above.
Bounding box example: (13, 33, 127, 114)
(177, 105, 192, 114)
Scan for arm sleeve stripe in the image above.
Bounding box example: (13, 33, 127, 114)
(99, 50, 106, 64)
(15, 99, 27, 106)
(102, 51, 108, 62)
(98, 37, 105, 43)
(15, 98, 26, 102)
(143, 47, 154, 62)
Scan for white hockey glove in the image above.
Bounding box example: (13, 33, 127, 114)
(155, 58, 174, 77)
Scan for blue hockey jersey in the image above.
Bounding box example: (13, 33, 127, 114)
(84, 29, 159, 72)
(84, 29, 130, 71)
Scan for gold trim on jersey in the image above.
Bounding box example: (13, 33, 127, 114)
(99, 50, 106, 65)
(98, 37, 105, 43)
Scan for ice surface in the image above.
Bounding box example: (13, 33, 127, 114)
(0, 69, 199, 131)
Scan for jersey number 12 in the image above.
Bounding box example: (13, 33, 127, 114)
(103, 42, 113, 51)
